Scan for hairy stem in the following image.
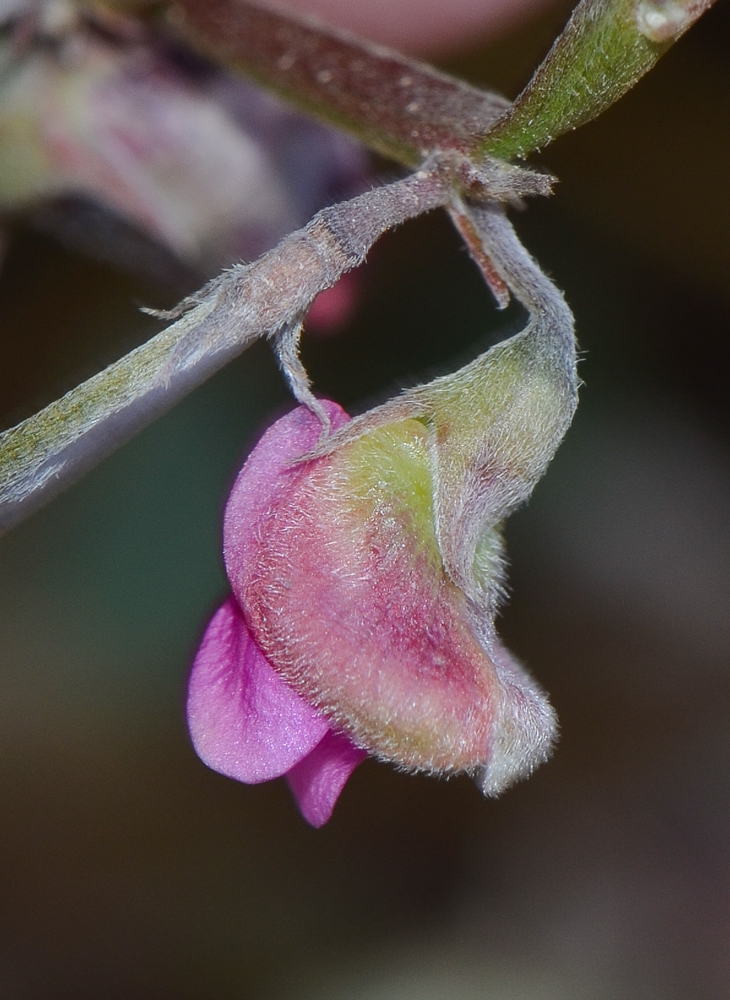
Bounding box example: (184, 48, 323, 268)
(160, 0, 717, 164)
(482, 0, 719, 159)
(0, 165, 452, 534)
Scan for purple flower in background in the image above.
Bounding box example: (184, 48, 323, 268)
(0, 3, 367, 324)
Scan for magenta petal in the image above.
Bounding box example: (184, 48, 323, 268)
(224, 399, 351, 584)
(187, 597, 329, 783)
(286, 731, 367, 828)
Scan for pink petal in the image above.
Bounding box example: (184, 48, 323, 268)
(287, 731, 367, 828)
(223, 399, 351, 583)
(231, 411, 556, 786)
(187, 597, 329, 783)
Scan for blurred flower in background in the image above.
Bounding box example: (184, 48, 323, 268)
(0, 0, 367, 313)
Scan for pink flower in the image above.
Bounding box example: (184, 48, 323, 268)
(188, 395, 564, 826)
(188, 401, 366, 827)
(188, 252, 577, 826)
(188, 596, 367, 827)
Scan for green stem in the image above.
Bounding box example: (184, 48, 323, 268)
(480, 0, 718, 160)
(0, 165, 452, 533)
(160, 0, 718, 166)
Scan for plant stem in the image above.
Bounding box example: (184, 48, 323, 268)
(481, 0, 718, 160)
(161, 0, 718, 165)
(163, 0, 509, 166)
(0, 164, 452, 533)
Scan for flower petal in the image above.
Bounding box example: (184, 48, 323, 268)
(286, 731, 367, 828)
(187, 596, 329, 782)
(230, 412, 557, 786)
(223, 399, 351, 576)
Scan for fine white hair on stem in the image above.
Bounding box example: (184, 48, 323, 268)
(0, 160, 460, 534)
(0, 137, 555, 536)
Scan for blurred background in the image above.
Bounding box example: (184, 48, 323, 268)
(0, 1, 729, 997)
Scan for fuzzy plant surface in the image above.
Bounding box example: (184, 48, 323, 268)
(0, 0, 720, 823)
(0, 0, 715, 530)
